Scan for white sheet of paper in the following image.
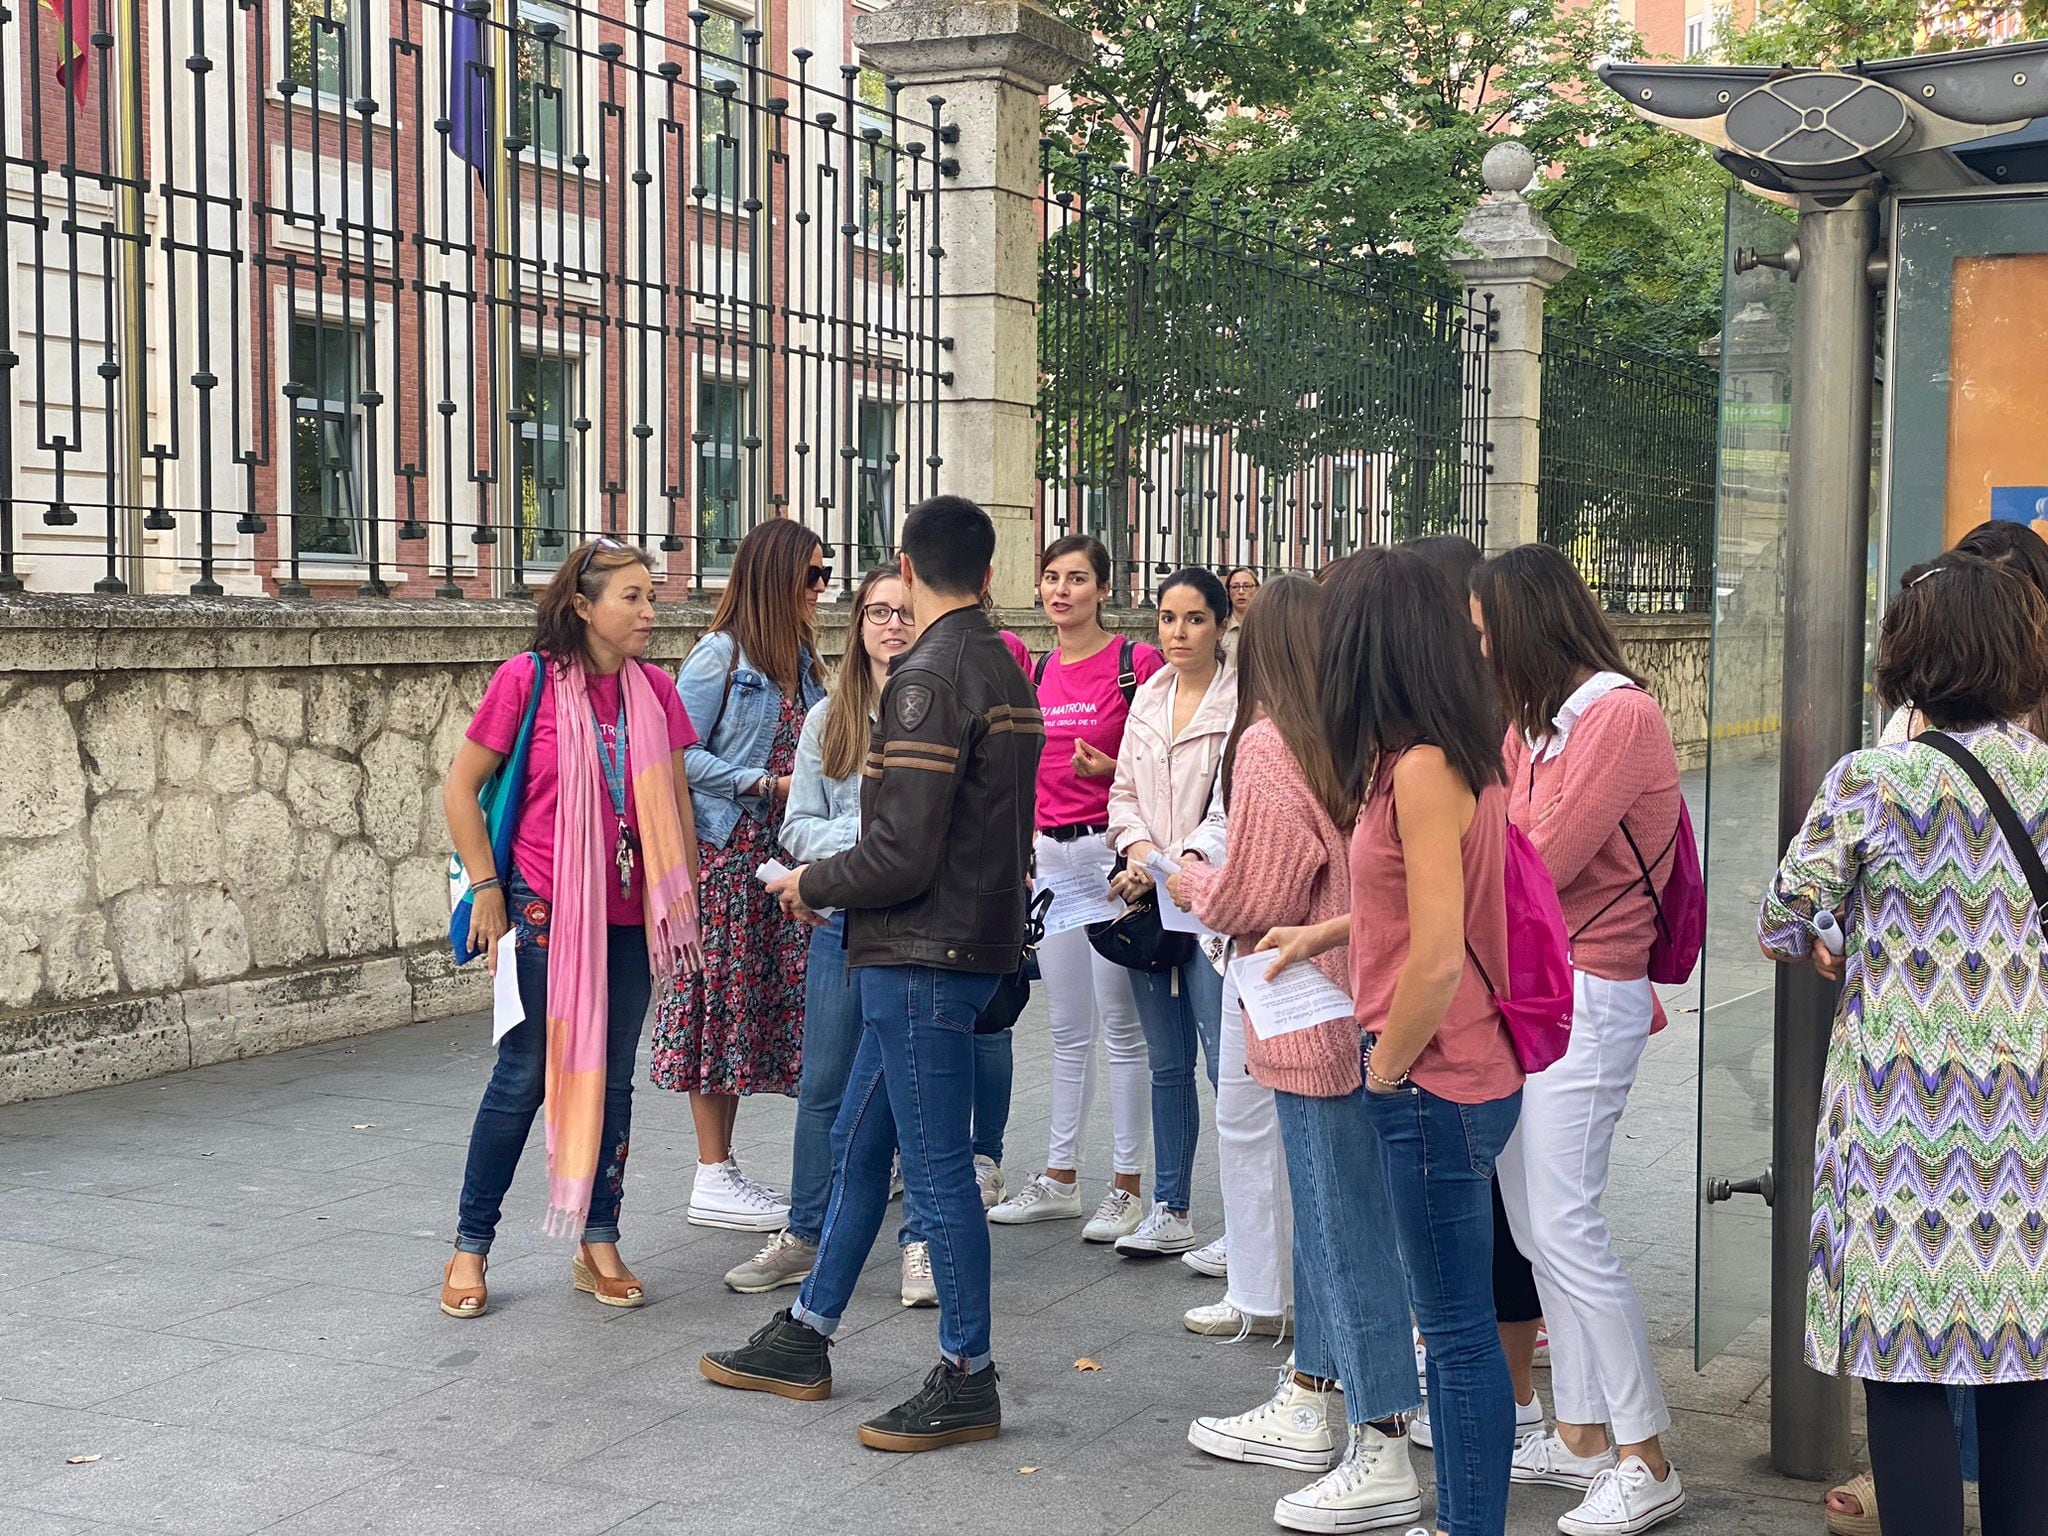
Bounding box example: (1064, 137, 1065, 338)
(1145, 850, 1219, 938)
(492, 930, 524, 1045)
(1039, 859, 1124, 935)
(1229, 953, 1354, 1041)
(756, 859, 837, 918)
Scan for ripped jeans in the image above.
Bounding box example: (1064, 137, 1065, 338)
(455, 871, 652, 1253)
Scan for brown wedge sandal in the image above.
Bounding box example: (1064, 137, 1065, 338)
(440, 1255, 488, 1319)
(572, 1244, 646, 1308)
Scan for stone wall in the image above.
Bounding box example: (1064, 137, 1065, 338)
(1612, 613, 1711, 771)
(0, 596, 1708, 1105)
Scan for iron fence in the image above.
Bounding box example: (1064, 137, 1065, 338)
(1036, 153, 1496, 595)
(1537, 321, 1717, 613)
(2, 0, 955, 597)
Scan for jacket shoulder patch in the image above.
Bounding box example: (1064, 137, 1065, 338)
(895, 683, 934, 731)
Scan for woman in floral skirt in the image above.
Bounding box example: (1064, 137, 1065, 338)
(653, 519, 830, 1231)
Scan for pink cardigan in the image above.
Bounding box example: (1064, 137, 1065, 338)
(1502, 685, 1680, 981)
(1177, 720, 1360, 1098)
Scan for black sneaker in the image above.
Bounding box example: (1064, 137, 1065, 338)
(699, 1309, 832, 1401)
(856, 1360, 1001, 1451)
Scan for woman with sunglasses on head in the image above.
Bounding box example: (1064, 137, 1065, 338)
(653, 519, 831, 1232)
(1470, 544, 1686, 1535)
(989, 535, 1165, 1241)
(440, 538, 703, 1319)
(1104, 566, 1238, 1260)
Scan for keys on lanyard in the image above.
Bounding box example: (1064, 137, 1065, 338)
(593, 695, 637, 902)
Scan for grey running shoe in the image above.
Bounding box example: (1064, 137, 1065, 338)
(723, 1229, 816, 1294)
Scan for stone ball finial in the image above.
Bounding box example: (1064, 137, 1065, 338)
(1482, 141, 1536, 195)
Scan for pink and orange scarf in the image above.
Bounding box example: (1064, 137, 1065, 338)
(543, 656, 703, 1237)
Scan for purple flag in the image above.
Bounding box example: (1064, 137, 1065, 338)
(448, 1, 490, 183)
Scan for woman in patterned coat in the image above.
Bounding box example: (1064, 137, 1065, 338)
(1759, 552, 2048, 1536)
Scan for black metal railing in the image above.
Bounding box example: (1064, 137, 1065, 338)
(1537, 321, 1717, 613)
(2, 0, 955, 597)
(1035, 153, 1495, 595)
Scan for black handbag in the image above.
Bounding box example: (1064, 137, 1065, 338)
(1085, 855, 1197, 973)
(977, 887, 1056, 1034)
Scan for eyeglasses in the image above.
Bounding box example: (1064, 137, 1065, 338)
(807, 564, 834, 588)
(861, 602, 915, 626)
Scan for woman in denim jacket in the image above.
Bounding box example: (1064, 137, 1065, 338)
(650, 519, 830, 1232)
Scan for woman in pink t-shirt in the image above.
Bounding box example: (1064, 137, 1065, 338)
(440, 540, 700, 1322)
(988, 534, 1165, 1242)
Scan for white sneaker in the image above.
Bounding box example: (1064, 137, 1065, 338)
(1183, 1232, 1229, 1277)
(899, 1240, 937, 1308)
(1413, 1327, 1427, 1388)
(726, 1154, 785, 1205)
(974, 1155, 1005, 1210)
(889, 1154, 904, 1202)
(988, 1174, 1084, 1225)
(1114, 1201, 1197, 1255)
(1273, 1423, 1424, 1533)
(1183, 1300, 1290, 1339)
(1411, 1389, 1543, 1450)
(687, 1159, 791, 1232)
(1512, 1429, 1619, 1490)
(1188, 1369, 1340, 1471)
(1082, 1187, 1146, 1243)
(1558, 1456, 1686, 1535)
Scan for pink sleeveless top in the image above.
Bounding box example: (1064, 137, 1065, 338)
(1348, 762, 1522, 1104)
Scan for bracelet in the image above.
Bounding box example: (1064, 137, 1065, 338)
(471, 877, 501, 894)
(1366, 1061, 1410, 1092)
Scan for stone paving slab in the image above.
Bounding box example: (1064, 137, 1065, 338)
(0, 774, 1903, 1534)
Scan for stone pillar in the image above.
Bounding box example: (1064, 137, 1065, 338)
(853, 0, 1091, 605)
(1449, 143, 1576, 555)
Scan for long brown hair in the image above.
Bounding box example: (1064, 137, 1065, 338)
(704, 518, 825, 698)
(531, 536, 656, 670)
(821, 562, 903, 780)
(1470, 543, 1643, 740)
(1223, 574, 1357, 828)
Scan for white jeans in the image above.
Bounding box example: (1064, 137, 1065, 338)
(1037, 832, 1149, 1177)
(1497, 969, 1670, 1444)
(1216, 969, 1292, 1319)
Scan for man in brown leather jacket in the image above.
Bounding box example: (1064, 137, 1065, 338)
(700, 495, 1044, 1452)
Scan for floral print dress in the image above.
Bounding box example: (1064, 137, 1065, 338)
(649, 690, 810, 1097)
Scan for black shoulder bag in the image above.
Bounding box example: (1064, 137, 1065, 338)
(1916, 730, 2048, 932)
(977, 886, 1058, 1034)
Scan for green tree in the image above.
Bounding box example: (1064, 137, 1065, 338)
(1723, 1, 2048, 66)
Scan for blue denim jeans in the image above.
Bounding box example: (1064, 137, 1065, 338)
(1361, 1059, 1523, 1536)
(794, 964, 1000, 1369)
(455, 873, 652, 1253)
(1128, 955, 1224, 1213)
(1273, 1084, 1418, 1422)
(789, 918, 1013, 1247)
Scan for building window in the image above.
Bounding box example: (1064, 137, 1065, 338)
(857, 400, 897, 566)
(516, 352, 574, 561)
(697, 377, 747, 568)
(284, 0, 348, 97)
(1683, 14, 1707, 56)
(697, 13, 746, 203)
(856, 67, 898, 238)
(287, 320, 363, 558)
(1178, 443, 1211, 563)
(1330, 464, 1357, 553)
(513, 0, 572, 159)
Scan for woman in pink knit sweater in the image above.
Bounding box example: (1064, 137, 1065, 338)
(1166, 576, 1361, 1491)
(1472, 544, 1687, 1536)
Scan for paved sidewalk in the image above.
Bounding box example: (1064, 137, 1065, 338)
(0, 991, 1831, 1536)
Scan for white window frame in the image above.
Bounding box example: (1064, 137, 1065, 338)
(695, 7, 753, 210)
(1683, 14, 1707, 57)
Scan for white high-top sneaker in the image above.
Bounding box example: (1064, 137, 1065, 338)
(1188, 1368, 1340, 1471)
(1272, 1423, 1424, 1533)
(687, 1159, 791, 1232)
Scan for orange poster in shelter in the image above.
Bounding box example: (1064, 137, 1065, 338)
(1943, 251, 2048, 547)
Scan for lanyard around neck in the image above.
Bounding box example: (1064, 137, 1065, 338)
(593, 694, 628, 820)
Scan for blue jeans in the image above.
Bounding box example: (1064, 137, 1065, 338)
(1129, 955, 1223, 1213)
(1273, 1085, 1418, 1422)
(794, 964, 1000, 1369)
(455, 873, 652, 1253)
(789, 917, 1014, 1246)
(1361, 1063, 1522, 1536)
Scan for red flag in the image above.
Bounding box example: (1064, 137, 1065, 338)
(41, 0, 90, 105)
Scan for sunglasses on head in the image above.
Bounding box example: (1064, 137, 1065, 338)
(578, 534, 629, 582)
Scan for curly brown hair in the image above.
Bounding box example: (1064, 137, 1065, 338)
(1877, 554, 2048, 730)
(531, 537, 657, 669)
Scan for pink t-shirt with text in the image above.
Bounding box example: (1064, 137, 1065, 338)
(466, 656, 698, 927)
(1033, 638, 1166, 829)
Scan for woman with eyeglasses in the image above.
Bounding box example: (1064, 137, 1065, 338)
(652, 519, 831, 1232)
(1225, 567, 1260, 631)
(440, 538, 702, 1319)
